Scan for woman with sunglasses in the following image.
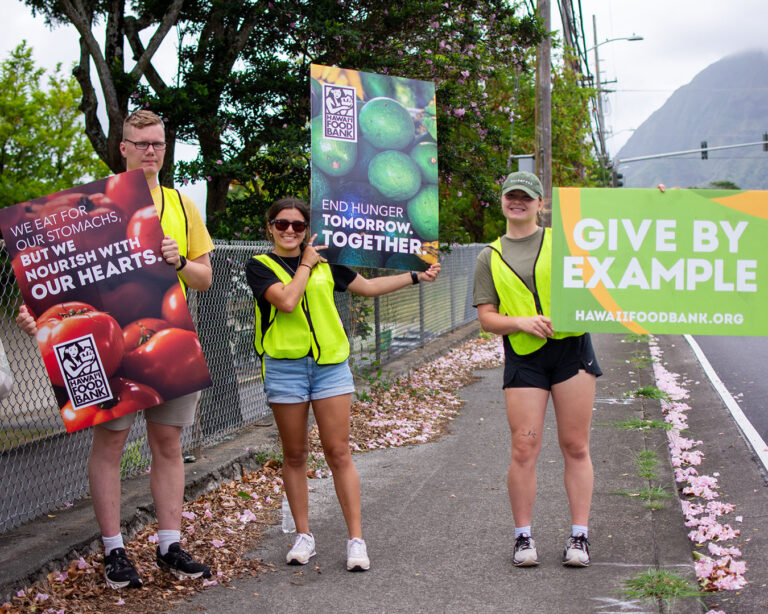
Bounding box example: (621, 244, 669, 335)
(246, 197, 440, 572)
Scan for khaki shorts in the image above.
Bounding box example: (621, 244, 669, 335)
(100, 391, 201, 431)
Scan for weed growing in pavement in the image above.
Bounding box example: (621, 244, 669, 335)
(629, 351, 655, 369)
(620, 568, 702, 610)
(623, 333, 651, 344)
(597, 417, 672, 431)
(626, 385, 669, 400)
(614, 485, 673, 510)
(479, 330, 493, 340)
(634, 450, 660, 480)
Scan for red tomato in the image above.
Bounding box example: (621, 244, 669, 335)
(36, 303, 125, 387)
(161, 284, 195, 331)
(105, 172, 152, 219)
(98, 272, 165, 327)
(123, 328, 211, 400)
(59, 377, 163, 433)
(10, 249, 83, 314)
(123, 318, 170, 352)
(126, 205, 169, 279)
(16, 192, 126, 254)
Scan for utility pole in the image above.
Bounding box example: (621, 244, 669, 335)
(592, 14, 608, 184)
(535, 0, 552, 203)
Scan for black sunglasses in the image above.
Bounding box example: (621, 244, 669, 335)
(270, 218, 307, 232)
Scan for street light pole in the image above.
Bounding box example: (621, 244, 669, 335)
(589, 16, 643, 185)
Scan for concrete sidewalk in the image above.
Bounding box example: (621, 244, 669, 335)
(3, 329, 768, 613)
(166, 333, 768, 613)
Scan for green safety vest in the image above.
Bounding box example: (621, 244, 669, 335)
(157, 187, 189, 294)
(252, 256, 349, 365)
(489, 228, 581, 355)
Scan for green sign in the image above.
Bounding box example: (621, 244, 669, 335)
(551, 188, 767, 336)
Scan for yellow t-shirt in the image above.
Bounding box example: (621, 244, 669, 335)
(150, 186, 214, 260)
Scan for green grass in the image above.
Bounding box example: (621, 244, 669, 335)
(613, 485, 672, 510)
(120, 437, 148, 478)
(0, 428, 59, 449)
(621, 569, 702, 607)
(597, 417, 672, 431)
(634, 450, 660, 480)
(623, 333, 651, 344)
(629, 351, 655, 369)
(625, 386, 669, 400)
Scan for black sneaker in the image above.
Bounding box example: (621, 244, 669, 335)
(156, 543, 212, 580)
(562, 533, 590, 567)
(512, 534, 539, 567)
(103, 548, 143, 589)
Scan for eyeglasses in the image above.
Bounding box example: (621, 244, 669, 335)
(270, 219, 307, 232)
(123, 138, 167, 151)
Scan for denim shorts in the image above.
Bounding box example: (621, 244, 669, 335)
(263, 355, 355, 404)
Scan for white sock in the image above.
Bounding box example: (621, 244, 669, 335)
(158, 529, 181, 555)
(572, 524, 589, 538)
(102, 533, 124, 555)
(515, 526, 532, 539)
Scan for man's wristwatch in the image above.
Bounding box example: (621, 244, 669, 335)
(176, 255, 187, 271)
(410, 271, 419, 285)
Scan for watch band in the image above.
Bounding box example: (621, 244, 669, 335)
(410, 271, 419, 285)
(176, 255, 187, 271)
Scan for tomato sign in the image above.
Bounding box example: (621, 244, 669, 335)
(0, 170, 212, 432)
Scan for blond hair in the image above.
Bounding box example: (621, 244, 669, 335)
(123, 110, 164, 137)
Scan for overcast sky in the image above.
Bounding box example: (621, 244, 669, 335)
(5, 0, 768, 194)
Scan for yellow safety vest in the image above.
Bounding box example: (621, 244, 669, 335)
(157, 187, 189, 293)
(489, 229, 581, 355)
(252, 256, 350, 365)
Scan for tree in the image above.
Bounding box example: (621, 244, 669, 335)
(0, 41, 108, 209)
(20, 0, 545, 239)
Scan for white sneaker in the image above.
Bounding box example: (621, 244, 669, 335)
(512, 534, 539, 567)
(346, 538, 370, 571)
(286, 533, 315, 565)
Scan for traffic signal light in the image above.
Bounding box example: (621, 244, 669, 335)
(763, 133, 767, 152)
(701, 141, 708, 160)
(611, 169, 624, 187)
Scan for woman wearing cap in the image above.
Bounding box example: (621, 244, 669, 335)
(246, 197, 440, 572)
(473, 172, 601, 568)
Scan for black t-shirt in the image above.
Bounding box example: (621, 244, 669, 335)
(246, 253, 358, 299)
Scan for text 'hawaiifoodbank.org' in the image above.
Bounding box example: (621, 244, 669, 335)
(574, 310, 745, 325)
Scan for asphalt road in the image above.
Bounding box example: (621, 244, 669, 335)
(693, 335, 768, 443)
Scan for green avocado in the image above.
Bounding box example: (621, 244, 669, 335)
(407, 185, 439, 241)
(339, 244, 384, 269)
(410, 142, 438, 184)
(360, 72, 394, 100)
(310, 165, 334, 206)
(359, 97, 414, 150)
(311, 116, 357, 177)
(385, 252, 427, 272)
(368, 150, 422, 201)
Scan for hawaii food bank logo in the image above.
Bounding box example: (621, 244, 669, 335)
(54, 334, 112, 410)
(322, 83, 357, 142)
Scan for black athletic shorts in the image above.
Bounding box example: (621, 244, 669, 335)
(502, 333, 602, 390)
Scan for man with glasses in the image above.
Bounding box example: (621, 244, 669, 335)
(17, 109, 214, 589)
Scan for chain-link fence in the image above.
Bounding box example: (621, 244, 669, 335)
(0, 241, 485, 533)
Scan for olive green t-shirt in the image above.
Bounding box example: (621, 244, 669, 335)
(472, 227, 544, 307)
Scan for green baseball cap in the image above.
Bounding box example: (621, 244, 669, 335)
(501, 171, 543, 198)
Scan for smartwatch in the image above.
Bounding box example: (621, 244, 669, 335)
(410, 271, 419, 285)
(176, 255, 187, 271)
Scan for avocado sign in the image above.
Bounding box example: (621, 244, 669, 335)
(310, 64, 439, 271)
